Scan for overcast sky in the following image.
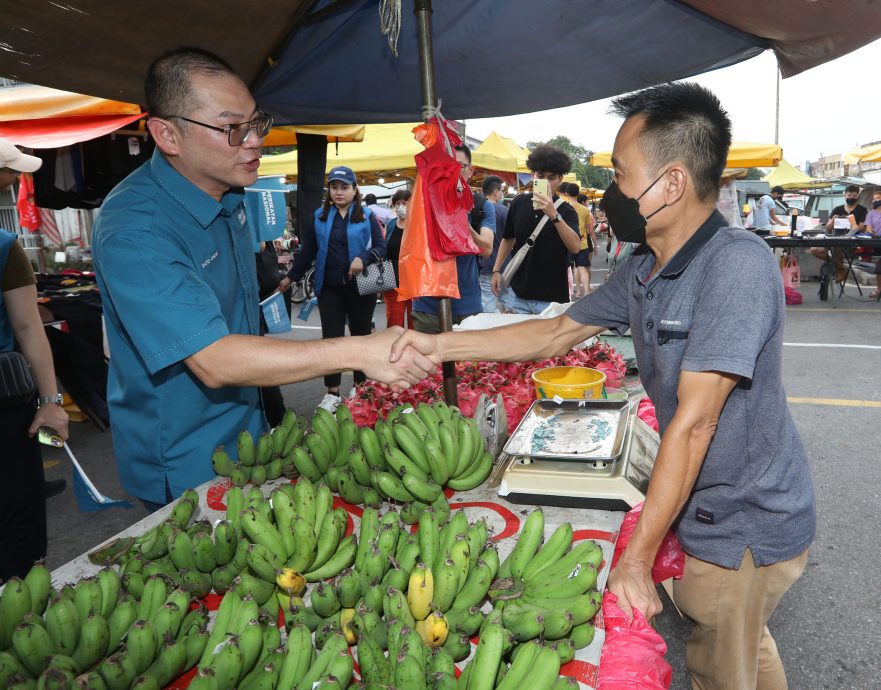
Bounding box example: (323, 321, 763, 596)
(465, 38, 881, 170)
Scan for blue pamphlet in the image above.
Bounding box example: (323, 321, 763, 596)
(260, 291, 292, 334)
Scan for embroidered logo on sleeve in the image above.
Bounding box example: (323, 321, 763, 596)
(695, 507, 715, 524)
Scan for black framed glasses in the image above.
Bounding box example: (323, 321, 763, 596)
(164, 111, 273, 146)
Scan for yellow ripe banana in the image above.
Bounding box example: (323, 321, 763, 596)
(406, 564, 433, 621)
(339, 608, 357, 645)
(415, 611, 449, 648)
(275, 568, 306, 596)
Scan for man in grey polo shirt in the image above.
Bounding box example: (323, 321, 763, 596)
(389, 82, 815, 689)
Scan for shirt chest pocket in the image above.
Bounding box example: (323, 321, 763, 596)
(656, 328, 690, 346)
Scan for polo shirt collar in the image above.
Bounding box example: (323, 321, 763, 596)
(658, 210, 727, 278)
(150, 149, 240, 228)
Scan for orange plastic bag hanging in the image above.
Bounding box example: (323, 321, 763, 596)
(396, 174, 459, 301)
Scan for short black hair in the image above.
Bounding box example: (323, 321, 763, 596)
(526, 145, 571, 176)
(482, 175, 503, 196)
(845, 184, 860, 194)
(771, 186, 785, 195)
(145, 47, 236, 119)
(566, 182, 581, 197)
(391, 189, 411, 205)
(454, 145, 472, 164)
(576, 193, 588, 204)
(609, 82, 732, 202)
(364, 194, 378, 205)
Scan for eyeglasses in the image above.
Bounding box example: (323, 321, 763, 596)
(163, 111, 273, 146)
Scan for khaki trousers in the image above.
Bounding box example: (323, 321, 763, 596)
(672, 548, 808, 690)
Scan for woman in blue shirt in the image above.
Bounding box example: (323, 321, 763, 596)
(280, 167, 386, 409)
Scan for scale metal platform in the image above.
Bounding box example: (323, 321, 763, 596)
(495, 399, 659, 511)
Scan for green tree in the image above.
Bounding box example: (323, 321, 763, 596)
(526, 135, 612, 190)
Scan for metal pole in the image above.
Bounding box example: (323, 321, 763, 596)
(415, 0, 458, 406)
(774, 67, 780, 146)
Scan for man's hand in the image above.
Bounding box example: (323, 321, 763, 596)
(348, 257, 365, 281)
(534, 191, 556, 218)
(29, 403, 70, 442)
(388, 328, 443, 365)
(278, 276, 293, 292)
(491, 272, 502, 296)
(361, 327, 438, 389)
(606, 558, 661, 623)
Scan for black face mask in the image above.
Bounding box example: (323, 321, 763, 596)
(845, 197, 858, 206)
(602, 171, 668, 244)
(873, 200, 881, 210)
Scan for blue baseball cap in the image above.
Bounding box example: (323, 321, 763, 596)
(328, 166, 357, 185)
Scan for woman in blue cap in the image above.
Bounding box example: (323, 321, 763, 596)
(279, 166, 386, 409)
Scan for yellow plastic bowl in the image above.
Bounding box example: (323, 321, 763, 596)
(532, 366, 606, 400)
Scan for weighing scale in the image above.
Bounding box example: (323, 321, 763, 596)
(495, 398, 659, 511)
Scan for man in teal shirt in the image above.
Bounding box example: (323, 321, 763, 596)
(93, 48, 435, 509)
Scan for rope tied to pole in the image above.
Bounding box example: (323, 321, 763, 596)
(379, 0, 402, 57)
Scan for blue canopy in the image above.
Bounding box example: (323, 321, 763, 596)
(254, 0, 766, 124)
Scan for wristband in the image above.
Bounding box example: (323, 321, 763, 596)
(492, 270, 501, 274)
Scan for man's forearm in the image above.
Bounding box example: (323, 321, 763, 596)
(436, 315, 603, 364)
(470, 227, 492, 257)
(556, 222, 582, 253)
(187, 334, 372, 389)
(17, 325, 59, 397)
(492, 238, 515, 272)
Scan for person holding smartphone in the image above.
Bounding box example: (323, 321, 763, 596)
(490, 145, 581, 313)
(1, 138, 70, 579)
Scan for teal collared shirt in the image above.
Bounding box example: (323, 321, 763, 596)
(93, 149, 266, 503)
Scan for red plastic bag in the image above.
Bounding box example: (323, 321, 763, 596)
(598, 592, 673, 690)
(414, 120, 480, 260)
(396, 174, 460, 301)
(611, 502, 685, 583)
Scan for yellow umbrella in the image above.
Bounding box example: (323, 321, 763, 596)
(762, 159, 829, 189)
(261, 124, 365, 147)
(591, 141, 783, 169)
(844, 142, 881, 165)
(259, 123, 423, 180)
(472, 131, 530, 173)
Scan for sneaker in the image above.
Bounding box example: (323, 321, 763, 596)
(317, 392, 342, 413)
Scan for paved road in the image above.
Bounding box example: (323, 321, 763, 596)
(39, 252, 881, 689)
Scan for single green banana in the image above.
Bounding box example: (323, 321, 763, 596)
(44, 595, 79, 657)
(401, 472, 442, 503)
(24, 563, 52, 617)
(430, 558, 460, 613)
(287, 516, 318, 573)
(237, 430, 256, 467)
(417, 509, 438, 573)
(12, 621, 54, 677)
(444, 605, 483, 636)
(390, 425, 431, 474)
(211, 446, 236, 477)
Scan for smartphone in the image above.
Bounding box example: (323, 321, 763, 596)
(532, 178, 550, 208)
(37, 426, 64, 448)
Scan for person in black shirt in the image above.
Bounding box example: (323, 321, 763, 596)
(490, 145, 581, 312)
(809, 184, 868, 280)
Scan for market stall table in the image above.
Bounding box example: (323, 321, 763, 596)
(48, 477, 626, 690)
(763, 235, 881, 299)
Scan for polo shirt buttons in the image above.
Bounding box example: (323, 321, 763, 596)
(647, 320, 654, 330)
(646, 291, 654, 300)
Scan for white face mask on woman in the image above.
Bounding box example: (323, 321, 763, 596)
(395, 204, 407, 221)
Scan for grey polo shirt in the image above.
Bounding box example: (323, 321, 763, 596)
(567, 211, 815, 569)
